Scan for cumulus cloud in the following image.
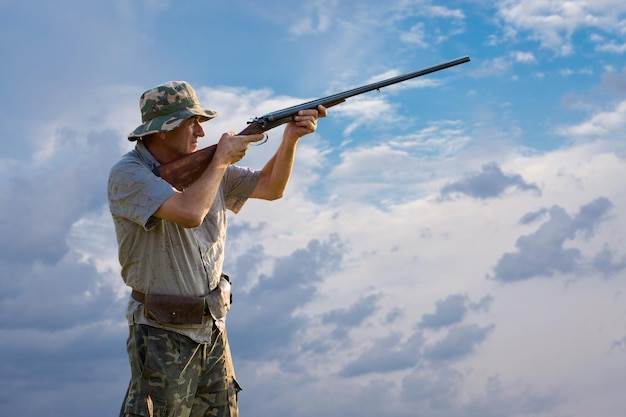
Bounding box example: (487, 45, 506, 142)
(490, 197, 613, 282)
(339, 331, 424, 377)
(228, 235, 346, 361)
(418, 293, 494, 330)
(496, 0, 626, 54)
(511, 50, 537, 63)
(591, 245, 626, 278)
(0, 130, 120, 265)
(595, 41, 626, 54)
(322, 293, 381, 338)
(418, 293, 469, 329)
(470, 57, 514, 77)
(287, 0, 337, 35)
(400, 23, 429, 48)
(556, 100, 626, 137)
(423, 323, 495, 362)
(400, 367, 464, 411)
(439, 162, 540, 200)
(339, 291, 495, 377)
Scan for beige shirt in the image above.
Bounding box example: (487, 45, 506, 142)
(108, 141, 259, 342)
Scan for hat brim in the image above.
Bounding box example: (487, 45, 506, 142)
(128, 106, 218, 141)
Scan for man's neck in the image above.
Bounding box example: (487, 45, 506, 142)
(143, 138, 179, 165)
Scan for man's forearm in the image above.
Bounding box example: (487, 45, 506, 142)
(251, 135, 299, 200)
(155, 160, 227, 228)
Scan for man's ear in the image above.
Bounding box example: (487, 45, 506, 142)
(141, 132, 165, 147)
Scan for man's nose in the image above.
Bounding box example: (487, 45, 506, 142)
(195, 123, 205, 137)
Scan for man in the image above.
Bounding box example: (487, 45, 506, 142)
(108, 81, 325, 417)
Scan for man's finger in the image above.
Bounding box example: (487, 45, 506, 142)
(241, 133, 266, 143)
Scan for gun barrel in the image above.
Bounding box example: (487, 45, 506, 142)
(161, 55, 471, 189)
(264, 55, 470, 122)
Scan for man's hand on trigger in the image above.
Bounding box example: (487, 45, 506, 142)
(215, 132, 266, 166)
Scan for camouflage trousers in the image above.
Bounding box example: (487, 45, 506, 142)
(119, 324, 241, 417)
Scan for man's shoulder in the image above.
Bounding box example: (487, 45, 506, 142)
(110, 146, 136, 165)
(107, 148, 161, 199)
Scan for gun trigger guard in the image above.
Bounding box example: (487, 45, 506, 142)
(252, 133, 268, 146)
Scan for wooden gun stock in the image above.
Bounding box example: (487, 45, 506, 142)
(158, 56, 470, 190)
(157, 144, 218, 191)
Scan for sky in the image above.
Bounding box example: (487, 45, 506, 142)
(1, 0, 625, 416)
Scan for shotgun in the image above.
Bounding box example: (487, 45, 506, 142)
(158, 56, 470, 190)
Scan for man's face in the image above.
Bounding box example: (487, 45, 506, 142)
(163, 116, 205, 156)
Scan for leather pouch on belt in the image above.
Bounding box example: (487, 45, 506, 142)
(205, 275, 232, 321)
(143, 294, 205, 324)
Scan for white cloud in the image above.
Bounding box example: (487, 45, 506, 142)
(595, 40, 626, 53)
(400, 23, 428, 47)
(422, 5, 465, 19)
(559, 67, 594, 77)
(287, 0, 339, 35)
(511, 50, 537, 63)
(471, 57, 513, 77)
(66, 207, 126, 299)
(496, 0, 626, 54)
(556, 100, 626, 137)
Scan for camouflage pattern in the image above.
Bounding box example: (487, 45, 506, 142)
(128, 81, 218, 141)
(119, 324, 240, 417)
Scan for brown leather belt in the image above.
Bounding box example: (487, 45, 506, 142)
(131, 290, 206, 324)
(131, 275, 230, 306)
(130, 273, 231, 325)
(131, 289, 146, 304)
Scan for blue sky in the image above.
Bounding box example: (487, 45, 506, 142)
(1, 1, 626, 416)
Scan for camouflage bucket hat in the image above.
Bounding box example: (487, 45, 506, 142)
(128, 81, 218, 141)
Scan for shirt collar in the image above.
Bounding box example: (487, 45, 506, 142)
(135, 140, 161, 176)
